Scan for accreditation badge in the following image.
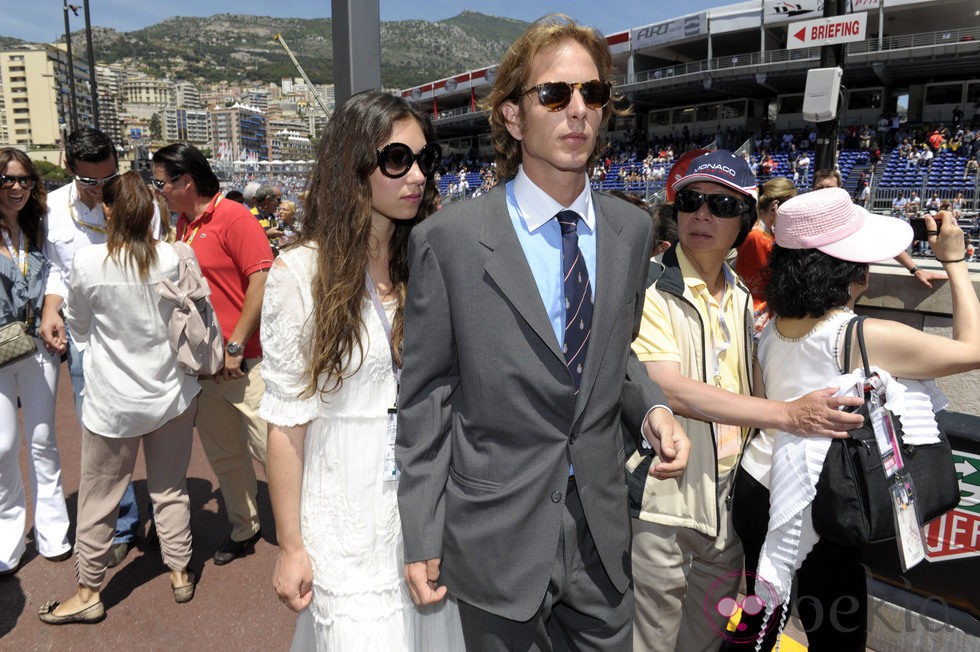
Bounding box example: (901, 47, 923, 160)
(890, 474, 926, 572)
(383, 406, 400, 482)
(715, 423, 741, 460)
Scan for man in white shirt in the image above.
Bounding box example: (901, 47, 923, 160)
(40, 128, 161, 568)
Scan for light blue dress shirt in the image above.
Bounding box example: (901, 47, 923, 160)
(506, 167, 596, 349)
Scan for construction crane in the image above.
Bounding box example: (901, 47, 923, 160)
(273, 33, 332, 116)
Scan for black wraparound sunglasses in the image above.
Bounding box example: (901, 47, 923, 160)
(675, 188, 750, 219)
(522, 80, 612, 112)
(151, 174, 182, 191)
(376, 142, 442, 179)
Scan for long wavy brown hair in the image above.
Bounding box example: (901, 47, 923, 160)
(297, 91, 439, 398)
(480, 14, 629, 181)
(0, 148, 47, 249)
(103, 171, 158, 280)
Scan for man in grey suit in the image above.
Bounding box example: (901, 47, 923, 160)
(396, 15, 690, 650)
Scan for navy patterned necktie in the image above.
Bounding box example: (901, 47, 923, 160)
(556, 210, 593, 390)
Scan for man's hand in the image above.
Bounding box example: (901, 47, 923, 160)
(642, 407, 690, 480)
(404, 558, 448, 606)
(39, 298, 67, 355)
(216, 352, 246, 383)
(272, 547, 313, 612)
(784, 387, 864, 438)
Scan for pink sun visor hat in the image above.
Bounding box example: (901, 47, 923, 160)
(775, 187, 912, 263)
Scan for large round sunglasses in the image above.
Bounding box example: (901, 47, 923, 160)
(522, 80, 612, 112)
(0, 175, 36, 190)
(376, 142, 442, 179)
(675, 188, 751, 219)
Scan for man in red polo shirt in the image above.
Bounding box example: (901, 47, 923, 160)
(152, 143, 273, 565)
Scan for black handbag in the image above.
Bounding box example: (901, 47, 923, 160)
(812, 316, 960, 546)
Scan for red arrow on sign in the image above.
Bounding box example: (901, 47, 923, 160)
(794, 27, 806, 41)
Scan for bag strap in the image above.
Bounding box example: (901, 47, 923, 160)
(855, 316, 873, 378)
(842, 315, 862, 374)
(169, 241, 209, 294)
(170, 241, 196, 276)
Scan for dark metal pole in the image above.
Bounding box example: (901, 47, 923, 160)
(62, 2, 79, 132)
(83, 0, 100, 128)
(814, 0, 847, 172)
(331, 0, 381, 107)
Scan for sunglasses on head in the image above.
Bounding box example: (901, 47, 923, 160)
(376, 142, 441, 179)
(74, 172, 118, 187)
(675, 188, 750, 219)
(151, 174, 182, 191)
(0, 175, 36, 190)
(522, 80, 612, 112)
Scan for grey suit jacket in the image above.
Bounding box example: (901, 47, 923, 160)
(396, 184, 668, 621)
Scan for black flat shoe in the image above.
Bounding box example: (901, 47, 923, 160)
(106, 541, 132, 569)
(212, 530, 262, 566)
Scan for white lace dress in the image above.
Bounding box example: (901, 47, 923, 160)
(260, 245, 464, 652)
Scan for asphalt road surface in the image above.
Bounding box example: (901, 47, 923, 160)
(0, 362, 297, 650)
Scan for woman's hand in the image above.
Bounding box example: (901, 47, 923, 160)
(273, 546, 313, 612)
(926, 211, 965, 263)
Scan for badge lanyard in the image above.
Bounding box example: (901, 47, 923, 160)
(1, 230, 27, 277)
(2, 230, 32, 326)
(864, 374, 925, 571)
(701, 268, 740, 460)
(183, 194, 222, 245)
(365, 271, 402, 482)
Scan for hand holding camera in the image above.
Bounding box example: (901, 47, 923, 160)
(925, 210, 966, 264)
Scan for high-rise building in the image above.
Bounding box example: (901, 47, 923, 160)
(209, 102, 268, 161)
(163, 107, 209, 146)
(122, 75, 171, 108)
(96, 64, 124, 145)
(173, 81, 202, 109)
(0, 45, 94, 148)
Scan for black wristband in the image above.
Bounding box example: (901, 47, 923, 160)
(908, 265, 919, 275)
(935, 257, 966, 264)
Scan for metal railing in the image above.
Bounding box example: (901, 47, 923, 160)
(426, 26, 980, 123)
(612, 25, 980, 91)
(848, 26, 980, 55)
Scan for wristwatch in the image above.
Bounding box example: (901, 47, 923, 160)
(226, 341, 243, 356)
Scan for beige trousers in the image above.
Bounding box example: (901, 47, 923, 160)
(631, 471, 744, 652)
(195, 359, 267, 541)
(75, 400, 198, 589)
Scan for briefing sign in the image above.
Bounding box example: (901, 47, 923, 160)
(632, 13, 707, 49)
(923, 449, 980, 562)
(787, 11, 868, 49)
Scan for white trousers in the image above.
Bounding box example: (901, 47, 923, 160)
(0, 339, 71, 570)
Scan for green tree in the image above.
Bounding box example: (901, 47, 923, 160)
(149, 113, 162, 140)
(32, 159, 70, 182)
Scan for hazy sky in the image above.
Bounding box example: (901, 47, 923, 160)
(5, 1, 724, 43)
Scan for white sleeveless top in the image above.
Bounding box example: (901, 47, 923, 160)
(743, 309, 944, 609)
(741, 310, 853, 487)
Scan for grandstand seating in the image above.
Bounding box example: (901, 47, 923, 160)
(435, 146, 980, 205)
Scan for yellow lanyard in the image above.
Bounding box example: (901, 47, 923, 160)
(183, 194, 222, 245)
(68, 193, 107, 235)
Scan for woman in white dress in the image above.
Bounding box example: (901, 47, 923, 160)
(262, 91, 464, 651)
